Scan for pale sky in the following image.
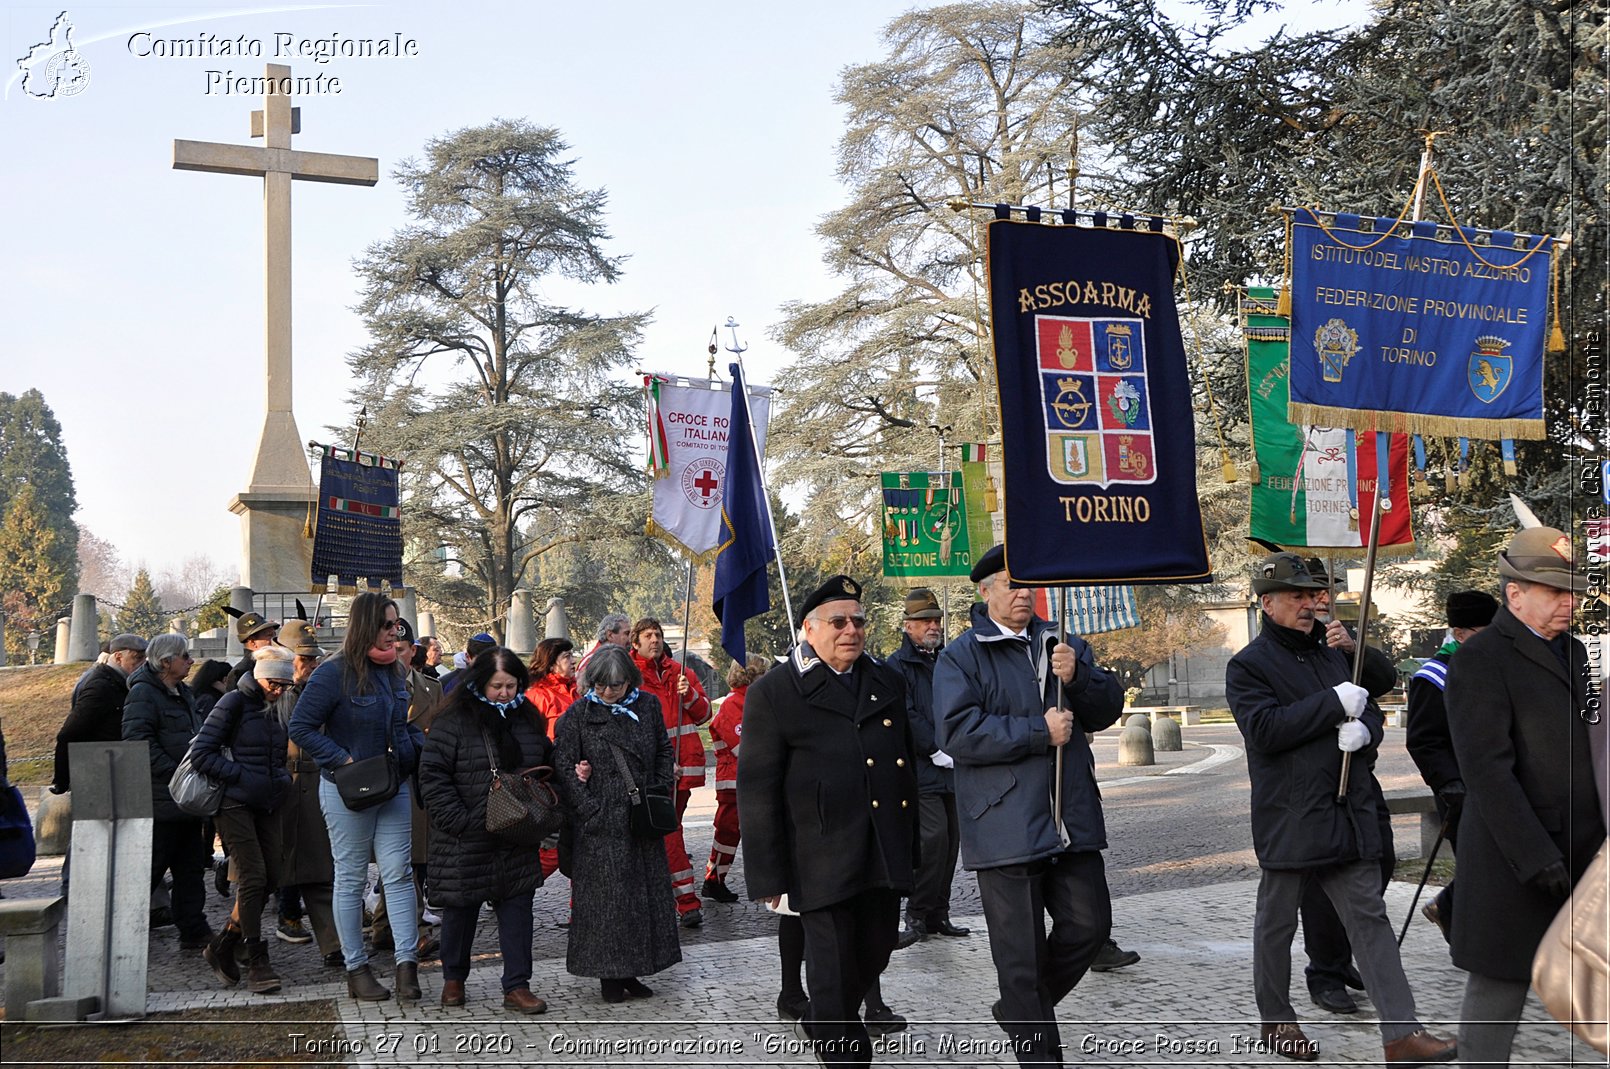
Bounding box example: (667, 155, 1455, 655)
(1, 0, 1361, 592)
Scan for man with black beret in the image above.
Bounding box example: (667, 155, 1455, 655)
(933, 544, 1124, 1067)
(1227, 551, 1453, 1064)
(1444, 528, 1603, 1065)
(1404, 589, 1498, 942)
(739, 575, 920, 1067)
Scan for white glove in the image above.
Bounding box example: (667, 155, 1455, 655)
(931, 750, 954, 769)
(1337, 720, 1370, 752)
(1332, 681, 1367, 719)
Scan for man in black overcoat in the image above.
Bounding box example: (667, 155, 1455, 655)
(739, 575, 920, 1068)
(1445, 527, 1604, 1065)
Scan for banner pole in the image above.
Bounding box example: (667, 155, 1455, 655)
(1054, 587, 1069, 836)
(725, 318, 796, 634)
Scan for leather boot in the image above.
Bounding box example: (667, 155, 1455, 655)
(203, 925, 243, 987)
(244, 939, 281, 994)
(394, 960, 422, 1001)
(440, 979, 466, 1007)
(347, 964, 390, 1001)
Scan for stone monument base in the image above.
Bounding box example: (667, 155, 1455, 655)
(229, 489, 315, 593)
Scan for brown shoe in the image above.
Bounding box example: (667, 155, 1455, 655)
(440, 980, 466, 1007)
(347, 964, 390, 1001)
(1384, 1029, 1456, 1064)
(503, 986, 548, 1014)
(243, 939, 282, 995)
(1260, 1022, 1319, 1062)
(394, 961, 421, 1001)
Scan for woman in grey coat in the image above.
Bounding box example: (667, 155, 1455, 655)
(551, 644, 681, 1002)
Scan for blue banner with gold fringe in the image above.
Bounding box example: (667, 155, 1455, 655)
(986, 219, 1210, 585)
(1288, 210, 1552, 440)
(310, 445, 403, 593)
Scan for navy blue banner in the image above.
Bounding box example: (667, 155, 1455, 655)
(1288, 210, 1552, 439)
(310, 446, 403, 592)
(986, 220, 1210, 584)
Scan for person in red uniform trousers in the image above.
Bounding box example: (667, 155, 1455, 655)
(704, 658, 768, 902)
(629, 618, 712, 927)
(525, 638, 578, 883)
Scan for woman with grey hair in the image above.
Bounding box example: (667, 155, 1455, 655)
(122, 632, 211, 948)
(551, 643, 681, 1002)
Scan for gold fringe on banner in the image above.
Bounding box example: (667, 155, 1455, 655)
(644, 518, 721, 566)
(1287, 403, 1546, 442)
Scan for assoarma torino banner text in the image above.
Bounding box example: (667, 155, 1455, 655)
(645, 374, 770, 562)
(310, 445, 403, 594)
(1243, 288, 1414, 554)
(1288, 210, 1553, 439)
(986, 220, 1211, 585)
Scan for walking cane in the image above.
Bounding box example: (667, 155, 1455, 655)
(1397, 817, 1450, 947)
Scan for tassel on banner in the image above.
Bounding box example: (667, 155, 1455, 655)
(1501, 438, 1518, 477)
(1548, 250, 1567, 356)
(1248, 458, 1262, 485)
(1222, 457, 1239, 484)
(1276, 216, 1293, 317)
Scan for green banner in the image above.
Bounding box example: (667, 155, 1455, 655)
(881, 471, 975, 578)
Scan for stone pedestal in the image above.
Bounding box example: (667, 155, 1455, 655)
(417, 611, 436, 638)
(506, 589, 537, 658)
(53, 617, 72, 664)
(68, 594, 99, 661)
(0, 897, 67, 1020)
(229, 489, 313, 595)
(544, 597, 571, 641)
(227, 586, 254, 660)
(398, 590, 418, 632)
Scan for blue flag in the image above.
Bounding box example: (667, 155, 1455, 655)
(986, 219, 1211, 584)
(1288, 209, 1552, 440)
(712, 363, 774, 664)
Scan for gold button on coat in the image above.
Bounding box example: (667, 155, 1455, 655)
(871, 800, 880, 809)
(896, 758, 906, 767)
(882, 718, 893, 727)
(866, 757, 875, 766)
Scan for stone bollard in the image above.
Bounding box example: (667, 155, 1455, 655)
(543, 597, 571, 641)
(1117, 722, 1155, 766)
(1153, 715, 1183, 752)
(0, 610, 7, 667)
(53, 617, 72, 664)
(35, 788, 72, 855)
(226, 586, 254, 660)
(417, 611, 436, 638)
(68, 594, 99, 662)
(1125, 712, 1152, 730)
(505, 589, 537, 658)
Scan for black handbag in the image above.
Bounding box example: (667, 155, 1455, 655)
(0, 783, 36, 880)
(332, 748, 399, 811)
(479, 725, 565, 845)
(606, 741, 677, 838)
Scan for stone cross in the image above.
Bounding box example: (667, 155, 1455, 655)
(172, 65, 378, 590)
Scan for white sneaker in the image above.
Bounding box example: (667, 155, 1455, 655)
(422, 909, 441, 926)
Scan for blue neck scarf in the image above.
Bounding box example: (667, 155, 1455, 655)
(585, 687, 641, 720)
(469, 683, 525, 719)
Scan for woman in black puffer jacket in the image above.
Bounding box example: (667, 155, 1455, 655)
(419, 647, 553, 1014)
(191, 645, 293, 994)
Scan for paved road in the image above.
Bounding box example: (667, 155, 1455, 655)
(0, 721, 1585, 1066)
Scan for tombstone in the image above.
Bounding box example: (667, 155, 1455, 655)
(174, 65, 378, 593)
(53, 617, 72, 664)
(226, 586, 253, 659)
(1117, 722, 1155, 766)
(417, 611, 436, 638)
(1153, 714, 1183, 752)
(68, 594, 99, 662)
(63, 741, 153, 1020)
(506, 589, 537, 658)
(543, 597, 571, 641)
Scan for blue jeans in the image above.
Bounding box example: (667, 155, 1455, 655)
(319, 778, 417, 970)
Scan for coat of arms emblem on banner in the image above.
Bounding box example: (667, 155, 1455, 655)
(1037, 315, 1156, 487)
(1468, 335, 1513, 404)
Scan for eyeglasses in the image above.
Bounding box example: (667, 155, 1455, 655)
(595, 679, 627, 689)
(811, 614, 868, 631)
(380, 620, 400, 631)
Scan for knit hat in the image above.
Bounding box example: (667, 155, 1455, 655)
(252, 644, 296, 683)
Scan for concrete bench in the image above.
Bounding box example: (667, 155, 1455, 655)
(1129, 705, 1202, 727)
(0, 896, 89, 1021)
(1381, 786, 1444, 858)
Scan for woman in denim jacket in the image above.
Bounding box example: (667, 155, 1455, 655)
(289, 593, 425, 1002)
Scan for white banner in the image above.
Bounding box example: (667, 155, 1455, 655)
(645, 374, 770, 561)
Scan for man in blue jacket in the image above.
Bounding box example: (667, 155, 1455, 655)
(1227, 551, 1454, 1064)
(934, 545, 1123, 1067)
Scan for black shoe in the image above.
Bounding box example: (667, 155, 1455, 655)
(601, 978, 628, 1003)
(930, 919, 971, 937)
(149, 906, 174, 929)
(894, 921, 925, 949)
(214, 858, 231, 898)
(702, 878, 740, 903)
(777, 992, 809, 1022)
(1310, 987, 1359, 1014)
(679, 909, 704, 929)
(1088, 938, 1140, 972)
(990, 999, 1008, 1031)
(323, 950, 345, 968)
(864, 1005, 907, 1036)
(1343, 964, 1366, 991)
(1422, 898, 1452, 943)
(622, 977, 654, 999)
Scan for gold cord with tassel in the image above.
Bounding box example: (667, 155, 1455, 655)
(1548, 249, 1567, 355)
(1275, 214, 1293, 319)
